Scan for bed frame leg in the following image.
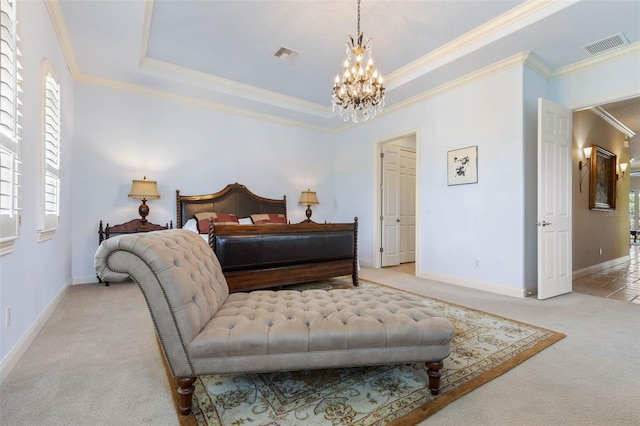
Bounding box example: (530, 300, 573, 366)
(177, 377, 196, 415)
(426, 361, 444, 395)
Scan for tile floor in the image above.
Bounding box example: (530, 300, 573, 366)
(385, 246, 640, 304)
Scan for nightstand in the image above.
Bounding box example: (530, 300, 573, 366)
(97, 218, 173, 285)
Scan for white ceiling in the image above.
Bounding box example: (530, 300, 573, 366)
(50, 0, 640, 132)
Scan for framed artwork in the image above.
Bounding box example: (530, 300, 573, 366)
(589, 144, 616, 210)
(447, 145, 478, 185)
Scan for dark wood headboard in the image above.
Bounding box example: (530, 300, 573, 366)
(176, 183, 287, 227)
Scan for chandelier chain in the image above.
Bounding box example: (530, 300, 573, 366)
(357, 0, 361, 35)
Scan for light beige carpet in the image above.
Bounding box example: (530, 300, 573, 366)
(169, 280, 564, 426)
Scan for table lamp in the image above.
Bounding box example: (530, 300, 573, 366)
(128, 177, 160, 224)
(299, 189, 319, 223)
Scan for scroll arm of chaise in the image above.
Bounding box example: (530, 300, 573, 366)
(94, 230, 230, 378)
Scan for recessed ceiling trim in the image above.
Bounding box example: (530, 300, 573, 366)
(139, 57, 331, 118)
(590, 106, 636, 138)
(44, 0, 81, 77)
(75, 72, 337, 134)
(386, 0, 577, 90)
(553, 41, 640, 78)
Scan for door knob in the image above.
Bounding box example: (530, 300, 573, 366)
(536, 221, 552, 227)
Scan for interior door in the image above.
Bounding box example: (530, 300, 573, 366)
(537, 98, 572, 299)
(381, 143, 400, 267)
(399, 148, 416, 263)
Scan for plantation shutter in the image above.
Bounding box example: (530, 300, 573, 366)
(42, 72, 60, 231)
(0, 0, 21, 250)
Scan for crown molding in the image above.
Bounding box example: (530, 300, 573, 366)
(44, 0, 81, 77)
(590, 106, 636, 138)
(44, 0, 635, 135)
(552, 41, 640, 78)
(138, 57, 332, 118)
(383, 52, 531, 117)
(385, 0, 576, 89)
(74, 73, 337, 134)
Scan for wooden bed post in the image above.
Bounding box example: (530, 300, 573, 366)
(353, 217, 359, 286)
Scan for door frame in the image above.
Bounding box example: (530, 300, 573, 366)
(374, 129, 421, 270)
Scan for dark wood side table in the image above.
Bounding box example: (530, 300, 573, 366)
(97, 219, 173, 285)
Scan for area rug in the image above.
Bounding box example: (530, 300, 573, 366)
(169, 279, 564, 426)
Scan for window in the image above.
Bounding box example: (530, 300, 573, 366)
(38, 62, 61, 241)
(0, 0, 22, 255)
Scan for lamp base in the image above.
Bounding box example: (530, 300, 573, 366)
(300, 205, 315, 223)
(138, 199, 149, 225)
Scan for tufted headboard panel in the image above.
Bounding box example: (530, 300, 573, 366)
(176, 183, 287, 228)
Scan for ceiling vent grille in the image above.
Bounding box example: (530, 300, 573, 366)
(274, 47, 299, 61)
(583, 33, 629, 56)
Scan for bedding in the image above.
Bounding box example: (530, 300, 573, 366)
(177, 183, 358, 292)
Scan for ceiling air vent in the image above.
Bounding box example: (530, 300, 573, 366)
(274, 47, 299, 61)
(583, 33, 629, 56)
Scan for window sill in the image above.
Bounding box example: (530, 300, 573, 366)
(0, 237, 18, 256)
(37, 228, 57, 242)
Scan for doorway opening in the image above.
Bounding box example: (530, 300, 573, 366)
(378, 134, 417, 275)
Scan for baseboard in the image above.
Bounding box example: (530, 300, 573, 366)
(573, 255, 631, 279)
(0, 282, 71, 384)
(418, 271, 527, 298)
(72, 275, 100, 285)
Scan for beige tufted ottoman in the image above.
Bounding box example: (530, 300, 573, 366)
(95, 229, 454, 415)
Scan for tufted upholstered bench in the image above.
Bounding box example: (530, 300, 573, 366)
(94, 229, 454, 415)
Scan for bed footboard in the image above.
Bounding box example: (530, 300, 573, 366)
(211, 220, 358, 292)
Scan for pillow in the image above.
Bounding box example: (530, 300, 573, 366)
(183, 218, 199, 233)
(250, 213, 287, 225)
(238, 217, 253, 225)
(194, 212, 239, 233)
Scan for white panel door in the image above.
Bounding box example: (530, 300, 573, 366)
(382, 143, 400, 267)
(400, 148, 416, 263)
(537, 98, 572, 299)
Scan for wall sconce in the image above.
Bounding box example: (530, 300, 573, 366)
(617, 162, 628, 181)
(298, 189, 319, 223)
(128, 176, 160, 225)
(578, 146, 592, 193)
(616, 162, 628, 200)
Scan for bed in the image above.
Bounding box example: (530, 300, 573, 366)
(176, 183, 358, 292)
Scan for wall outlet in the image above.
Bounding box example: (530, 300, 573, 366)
(5, 308, 11, 328)
(599, 248, 603, 256)
(474, 259, 480, 268)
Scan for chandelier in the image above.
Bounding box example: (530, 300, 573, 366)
(331, 0, 385, 123)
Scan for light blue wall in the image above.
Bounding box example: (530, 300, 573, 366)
(334, 64, 529, 296)
(2, 2, 639, 376)
(0, 1, 75, 364)
(71, 83, 335, 282)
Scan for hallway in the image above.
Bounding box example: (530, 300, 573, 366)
(385, 247, 640, 304)
(572, 244, 640, 304)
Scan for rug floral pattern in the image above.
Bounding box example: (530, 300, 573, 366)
(190, 281, 562, 425)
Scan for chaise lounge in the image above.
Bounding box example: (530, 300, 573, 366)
(94, 229, 455, 415)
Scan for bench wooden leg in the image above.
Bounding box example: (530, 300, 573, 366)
(177, 377, 196, 415)
(426, 361, 444, 395)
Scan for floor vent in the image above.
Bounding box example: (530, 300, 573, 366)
(274, 47, 299, 61)
(583, 33, 629, 56)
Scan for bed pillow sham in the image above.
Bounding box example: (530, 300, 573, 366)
(194, 212, 239, 233)
(250, 213, 287, 224)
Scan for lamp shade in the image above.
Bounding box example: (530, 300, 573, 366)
(299, 189, 319, 206)
(128, 177, 160, 200)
